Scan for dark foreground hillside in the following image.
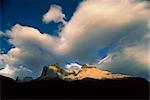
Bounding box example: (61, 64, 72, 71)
(1, 75, 149, 99)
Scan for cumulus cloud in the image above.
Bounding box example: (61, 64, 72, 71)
(97, 34, 150, 80)
(97, 48, 150, 80)
(0, 24, 63, 78)
(0, 47, 33, 78)
(56, 0, 149, 63)
(123, 47, 150, 67)
(0, 0, 149, 79)
(0, 64, 32, 79)
(0, 31, 5, 36)
(65, 63, 82, 70)
(43, 4, 66, 24)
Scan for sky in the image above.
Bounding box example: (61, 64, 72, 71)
(0, 0, 150, 80)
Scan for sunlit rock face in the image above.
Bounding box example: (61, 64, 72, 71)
(64, 65, 129, 81)
(39, 64, 129, 81)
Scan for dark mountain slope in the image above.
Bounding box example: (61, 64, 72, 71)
(1, 75, 149, 99)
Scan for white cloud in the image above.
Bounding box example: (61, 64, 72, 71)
(0, 65, 16, 78)
(55, 0, 149, 63)
(0, 24, 63, 78)
(98, 55, 112, 65)
(0, 64, 32, 79)
(97, 43, 150, 80)
(0, 0, 150, 79)
(43, 4, 66, 24)
(0, 48, 33, 79)
(96, 23, 150, 80)
(123, 47, 150, 67)
(65, 63, 82, 70)
(0, 31, 5, 36)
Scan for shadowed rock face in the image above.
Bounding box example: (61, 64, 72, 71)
(37, 65, 67, 80)
(39, 66, 59, 80)
(1, 75, 149, 99)
(22, 76, 33, 82)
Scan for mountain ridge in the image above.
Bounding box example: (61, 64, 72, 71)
(1, 75, 149, 99)
(37, 64, 129, 81)
(0, 64, 149, 99)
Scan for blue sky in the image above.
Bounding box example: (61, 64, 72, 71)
(0, 0, 149, 80)
(1, 0, 82, 53)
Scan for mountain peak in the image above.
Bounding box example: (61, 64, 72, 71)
(38, 64, 129, 81)
(64, 65, 128, 81)
(38, 64, 66, 80)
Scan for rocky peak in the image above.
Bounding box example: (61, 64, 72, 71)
(64, 65, 129, 81)
(39, 64, 129, 81)
(39, 64, 67, 80)
(82, 64, 97, 69)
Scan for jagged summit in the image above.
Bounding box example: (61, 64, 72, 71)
(38, 63, 66, 80)
(1, 74, 149, 99)
(38, 63, 129, 81)
(64, 65, 128, 81)
(0, 64, 148, 99)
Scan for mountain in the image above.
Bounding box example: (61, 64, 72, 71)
(22, 76, 33, 82)
(0, 64, 149, 99)
(36, 64, 67, 80)
(64, 65, 129, 81)
(1, 75, 149, 99)
(37, 64, 129, 81)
